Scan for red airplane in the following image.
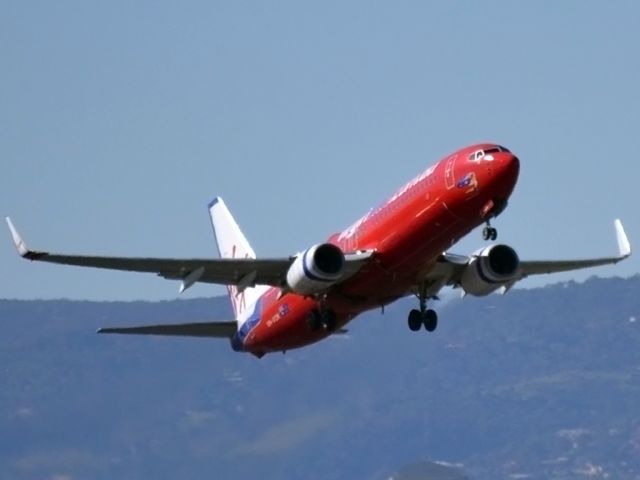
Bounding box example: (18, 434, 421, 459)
(6, 143, 631, 358)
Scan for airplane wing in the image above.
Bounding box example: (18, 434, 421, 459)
(5, 218, 373, 291)
(97, 321, 237, 337)
(418, 219, 631, 296)
(515, 219, 630, 279)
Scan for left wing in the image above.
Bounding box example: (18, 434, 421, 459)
(418, 219, 631, 297)
(5, 217, 372, 291)
(97, 321, 237, 337)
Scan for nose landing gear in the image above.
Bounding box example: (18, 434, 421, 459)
(480, 198, 508, 241)
(482, 221, 498, 241)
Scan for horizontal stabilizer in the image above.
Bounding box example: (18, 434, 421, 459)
(97, 321, 237, 338)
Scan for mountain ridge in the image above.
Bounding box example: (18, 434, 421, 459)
(1, 275, 639, 479)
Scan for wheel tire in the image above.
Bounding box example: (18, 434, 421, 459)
(490, 228, 498, 241)
(408, 309, 422, 331)
(424, 309, 438, 332)
(482, 227, 490, 240)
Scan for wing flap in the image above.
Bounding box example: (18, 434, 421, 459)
(97, 321, 237, 338)
(21, 252, 290, 286)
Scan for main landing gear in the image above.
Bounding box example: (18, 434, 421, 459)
(482, 221, 498, 241)
(307, 308, 337, 332)
(408, 289, 438, 332)
(408, 308, 438, 332)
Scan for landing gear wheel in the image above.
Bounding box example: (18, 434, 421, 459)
(408, 309, 422, 331)
(410, 282, 439, 333)
(423, 309, 438, 332)
(482, 226, 497, 241)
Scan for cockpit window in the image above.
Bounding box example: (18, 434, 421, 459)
(469, 146, 510, 161)
(468, 150, 484, 161)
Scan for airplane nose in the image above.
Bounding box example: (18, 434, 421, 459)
(482, 152, 519, 202)
(499, 153, 520, 184)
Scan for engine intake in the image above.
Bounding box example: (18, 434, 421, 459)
(286, 243, 345, 295)
(460, 244, 520, 296)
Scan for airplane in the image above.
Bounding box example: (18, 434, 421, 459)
(6, 143, 632, 358)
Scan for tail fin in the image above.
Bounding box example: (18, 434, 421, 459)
(208, 197, 266, 325)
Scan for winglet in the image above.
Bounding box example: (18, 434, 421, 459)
(614, 219, 631, 259)
(5, 217, 30, 257)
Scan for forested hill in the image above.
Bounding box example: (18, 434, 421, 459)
(1, 275, 640, 479)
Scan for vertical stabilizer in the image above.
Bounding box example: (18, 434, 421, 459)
(208, 197, 267, 326)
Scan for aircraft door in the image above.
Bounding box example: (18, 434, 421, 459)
(444, 154, 457, 189)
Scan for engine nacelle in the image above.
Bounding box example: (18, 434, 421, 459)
(286, 243, 345, 295)
(460, 244, 520, 296)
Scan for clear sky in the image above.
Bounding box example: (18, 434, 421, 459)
(2, 2, 639, 301)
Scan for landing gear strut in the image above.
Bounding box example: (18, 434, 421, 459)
(482, 221, 498, 241)
(407, 286, 438, 332)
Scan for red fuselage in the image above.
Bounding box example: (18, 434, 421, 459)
(241, 144, 520, 356)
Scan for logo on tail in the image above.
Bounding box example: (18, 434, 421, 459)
(208, 197, 268, 325)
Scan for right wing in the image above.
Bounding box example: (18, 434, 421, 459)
(415, 219, 631, 298)
(517, 219, 631, 277)
(5, 217, 373, 291)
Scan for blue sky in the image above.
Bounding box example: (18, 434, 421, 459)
(2, 2, 639, 300)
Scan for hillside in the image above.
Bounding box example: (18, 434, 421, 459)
(1, 276, 640, 479)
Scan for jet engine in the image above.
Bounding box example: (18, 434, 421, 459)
(286, 243, 345, 295)
(460, 244, 520, 296)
